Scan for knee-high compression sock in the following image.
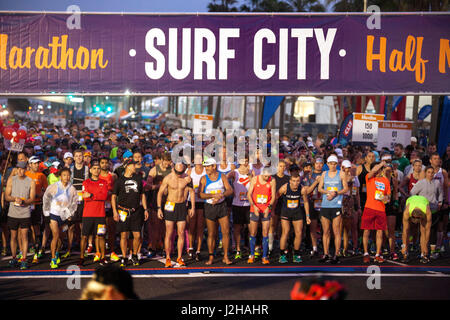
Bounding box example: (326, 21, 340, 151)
(268, 233, 274, 252)
(262, 237, 269, 258)
(249, 236, 256, 257)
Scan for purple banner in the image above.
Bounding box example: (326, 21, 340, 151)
(0, 13, 449, 95)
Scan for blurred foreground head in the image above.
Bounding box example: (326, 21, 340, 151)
(80, 265, 139, 300)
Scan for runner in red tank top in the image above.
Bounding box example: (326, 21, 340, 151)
(247, 167, 276, 265)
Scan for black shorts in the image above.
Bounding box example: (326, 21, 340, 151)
(320, 207, 342, 221)
(116, 208, 144, 233)
(164, 202, 188, 222)
(281, 208, 305, 222)
(188, 202, 204, 211)
(7, 217, 31, 230)
(232, 205, 250, 225)
(204, 201, 229, 222)
(82, 217, 107, 236)
(31, 204, 43, 225)
(309, 207, 319, 220)
(68, 202, 83, 225)
(105, 208, 113, 218)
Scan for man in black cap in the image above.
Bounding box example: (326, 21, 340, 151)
(80, 265, 139, 300)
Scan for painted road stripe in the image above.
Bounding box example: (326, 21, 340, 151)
(0, 272, 449, 279)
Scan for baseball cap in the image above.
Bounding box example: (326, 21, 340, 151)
(16, 161, 27, 169)
(34, 145, 42, 151)
(342, 160, 352, 168)
(335, 148, 343, 158)
(327, 155, 338, 163)
(64, 152, 74, 159)
(307, 141, 314, 148)
(203, 158, 217, 166)
(28, 156, 41, 164)
(381, 154, 392, 161)
(123, 150, 133, 159)
(411, 137, 417, 143)
(315, 157, 324, 163)
(144, 154, 153, 164)
(92, 265, 139, 300)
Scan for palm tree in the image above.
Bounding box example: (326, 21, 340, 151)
(326, 0, 448, 12)
(286, 0, 326, 12)
(207, 0, 239, 12)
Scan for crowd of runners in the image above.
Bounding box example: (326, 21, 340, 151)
(0, 119, 449, 270)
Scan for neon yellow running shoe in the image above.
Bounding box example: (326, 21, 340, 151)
(93, 253, 101, 262)
(110, 252, 120, 262)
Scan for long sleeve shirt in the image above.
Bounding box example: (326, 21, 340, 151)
(410, 178, 443, 210)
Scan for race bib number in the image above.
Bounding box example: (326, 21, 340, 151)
(118, 210, 128, 222)
(164, 201, 175, 212)
(77, 191, 83, 203)
(239, 192, 248, 202)
(375, 190, 384, 201)
(287, 199, 299, 209)
(362, 184, 367, 193)
(314, 199, 321, 210)
(327, 187, 338, 192)
(256, 194, 268, 204)
(97, 224, 106, 236)
(352, 186, 358, 196)
(194, 185, 199, 193)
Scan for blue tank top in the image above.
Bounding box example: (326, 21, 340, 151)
(321, 170, 343, 208)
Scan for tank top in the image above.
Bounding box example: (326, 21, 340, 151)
(408, 173, 419, 193)
(433, 168, 444, 187)
(232, 169, 251, 207)
(358, 164, 370, 195)
(250, 176, 272, 212)
(322, 170, 343, 208)
(273, 174, 290, 192)
(282, 183, 302, 214)
(8, 175, 32, 219)
(218, 163, 232, 175)
(190, 166, 206, 203)
(204, 172, 225, 205)
(156, 164, 172, 180)
(406, 195, 429, 216)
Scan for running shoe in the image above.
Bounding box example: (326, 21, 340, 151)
(374, 256, 384, 263)
(29, 247, 36, 255)
(20, 260, 28, 270)
(1, 247, 7, 256)
(165, 258, 172, 268)
(62, 251, 71, 259)
(17, 252, 23, 260)
(120, 259, 127, 268)
(440, 246, 446, 253)
(86, 245, 93, 254)
(391, 252, 399, 261)
(8, 258, 18, 268)
(110, 252, 120, 262)
(363, 254, 371, 264)
(146, 250, 156, 259)
(50, 258, 58, 269)
(247, 256, 255, 264)
(319, 255, 330, 263)
(176, 258, 186, 267)
(37, 250, 44, 259)
(254, 247, 261, 258)
(234, 251, 242, 260)
(420, 256, 430, 264)
(382, 248, 389, 256)
(262, 257, 269, 265)
(310, 250, 319, 258)
(195, 252, 201, 262)
(293, 255, 302, 263)
(431, 251, 440, 260)
(137, 253, 142, 261)
(55, 252, 61, 265)
(342, 250, 350, 257)
(131, 256, 140, 266)
(218, 240, 223, 249)
(78, 258, 85, 267)
(330, 256, 340, 264)
(188, 249, 194, 259)
(279, 254, 288, 264)
(99, 258, 108, 266)
(93, 253, 101, 262)
(32, 254, 39, 264)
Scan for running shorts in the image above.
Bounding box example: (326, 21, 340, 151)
(82, 217, 107, 236)
(281, 207, 305, 222)
(232, 205, 250, 225)
(319, 207, 342, 221)
(361, 207, 387, 231)
(204, 201, 229, 222)
(7, 217, 31, 230)
(116, 208, 144, 233)
(163, 202, 188, 222)
(30, 204, 43, 225)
